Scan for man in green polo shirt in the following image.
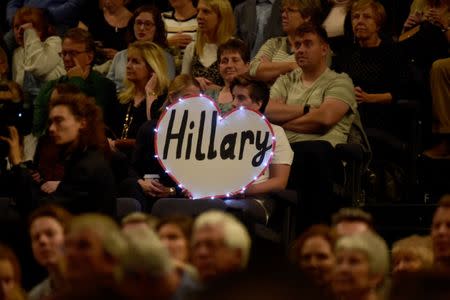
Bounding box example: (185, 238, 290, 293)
(266, 22, 357, 230)
(33, 28, 120, 137)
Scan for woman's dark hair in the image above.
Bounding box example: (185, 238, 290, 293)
(49, 84, 106, 152)
(127, 5, 168, 48)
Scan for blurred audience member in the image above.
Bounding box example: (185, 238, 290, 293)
(234, 0, 283, 59)
(332, 207, 374, 237)
(121, 212, 158, 232)
(332, 231, 389, 300)
(431, 194, 450, 271)
(191, 211, 251, 284)
(181, 0, 235, 87)
(108, 5, 175, 93)
(391, 235, 433, 276)
(119, 226, 200, 300)
(64, 214, 127, 284)
(28, 205, 72, 300)
(322, 0, 355, 56)
(290, 224, 336, 291)
(0, 244, 26, 300)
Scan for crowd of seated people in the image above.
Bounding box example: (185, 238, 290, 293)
(0, 0, 449, 298)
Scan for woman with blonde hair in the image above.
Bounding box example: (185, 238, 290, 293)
(181, 0, 235, 88)
(117, 41, 170, 142)
(391, 235, 433, 275)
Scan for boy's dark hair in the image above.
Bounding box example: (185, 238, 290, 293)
(230, 75, 269, 113)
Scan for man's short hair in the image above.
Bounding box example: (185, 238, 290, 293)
(193, 211, 251, 268)
(28, 204, 72, 233)
(63, 27, 96, 53)
(122, 212, 158, 230)
(217, 38, 250, 63)
(294, 22, 329, 45)
(332, 207, 374, 228)
(230, 75, 270, 113)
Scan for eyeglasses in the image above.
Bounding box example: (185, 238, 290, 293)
(60, 50, 87, 58)
(134, 20, 155, 29)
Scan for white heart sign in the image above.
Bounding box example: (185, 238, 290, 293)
(155, 95, 275, 199)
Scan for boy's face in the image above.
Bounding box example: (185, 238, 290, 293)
(231, 85, 262, 112)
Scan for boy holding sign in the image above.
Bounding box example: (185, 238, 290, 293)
(227, 75, 293, 224)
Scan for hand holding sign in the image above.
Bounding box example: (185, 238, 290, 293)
(155, 95, 275, 199)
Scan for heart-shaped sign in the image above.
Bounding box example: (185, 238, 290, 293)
(155, 95, 275, 199)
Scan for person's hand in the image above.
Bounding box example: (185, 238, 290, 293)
(30, 171, 43, 184)
(403, 12, 422, 29)
(168, 33, 193, 48)
(154, 186, 177, 198)
(108, 138, 117, 152)
(20, 22, 34, 31)
(145, 73, 158, 97)
(67, 57, 89, 79)
(259, 55, 270, 63)
(0, 126, 22, 166)
(101, 48, 118, 60)
(40, 181, 60, 194)
(195, 77, 219, 90)
(138, 178, 166, 197)
(354, 86, 371, 103)
(424, 8, 448, 29)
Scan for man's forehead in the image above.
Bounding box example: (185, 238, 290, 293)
(294, 33, 320, 43)
(434, 207, 450, 221)
(63, 38, 86, 49)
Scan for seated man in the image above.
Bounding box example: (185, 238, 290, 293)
(266, 22, 357, 229)
(33, 28, 121, 138)
(234, 0, 283, 59)
(191, 211, 251, 284)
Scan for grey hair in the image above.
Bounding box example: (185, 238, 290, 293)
(193, 211, 251, 268)
(119, 227, 174, 279)
(336, 231, 389, 277)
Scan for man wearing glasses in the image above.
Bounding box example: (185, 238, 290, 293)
(33, 28, 120, 137)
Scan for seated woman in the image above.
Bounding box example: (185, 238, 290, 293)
(107, 5, 176, 93)
(12, 6, 65, 89)
(205, 38, 249, 113)
(1, 89, 116, 215)
(334, 0, 408, 132)
(121, 74, 202, 210)
(290, 224, 336, 294)
(162, 0, 198, 71)
(391, 235, 433, 276)
(322, 0, 355, 57)
(116, 41, 170, 145)
(332, 232, 389, 300)
(249, 0, 320, 83)
(181, 0, 235, 87)
(79, 0, 132, 62)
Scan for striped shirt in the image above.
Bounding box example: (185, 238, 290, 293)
(162, 10, 198, 49)
(249, 37, 295, 76)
